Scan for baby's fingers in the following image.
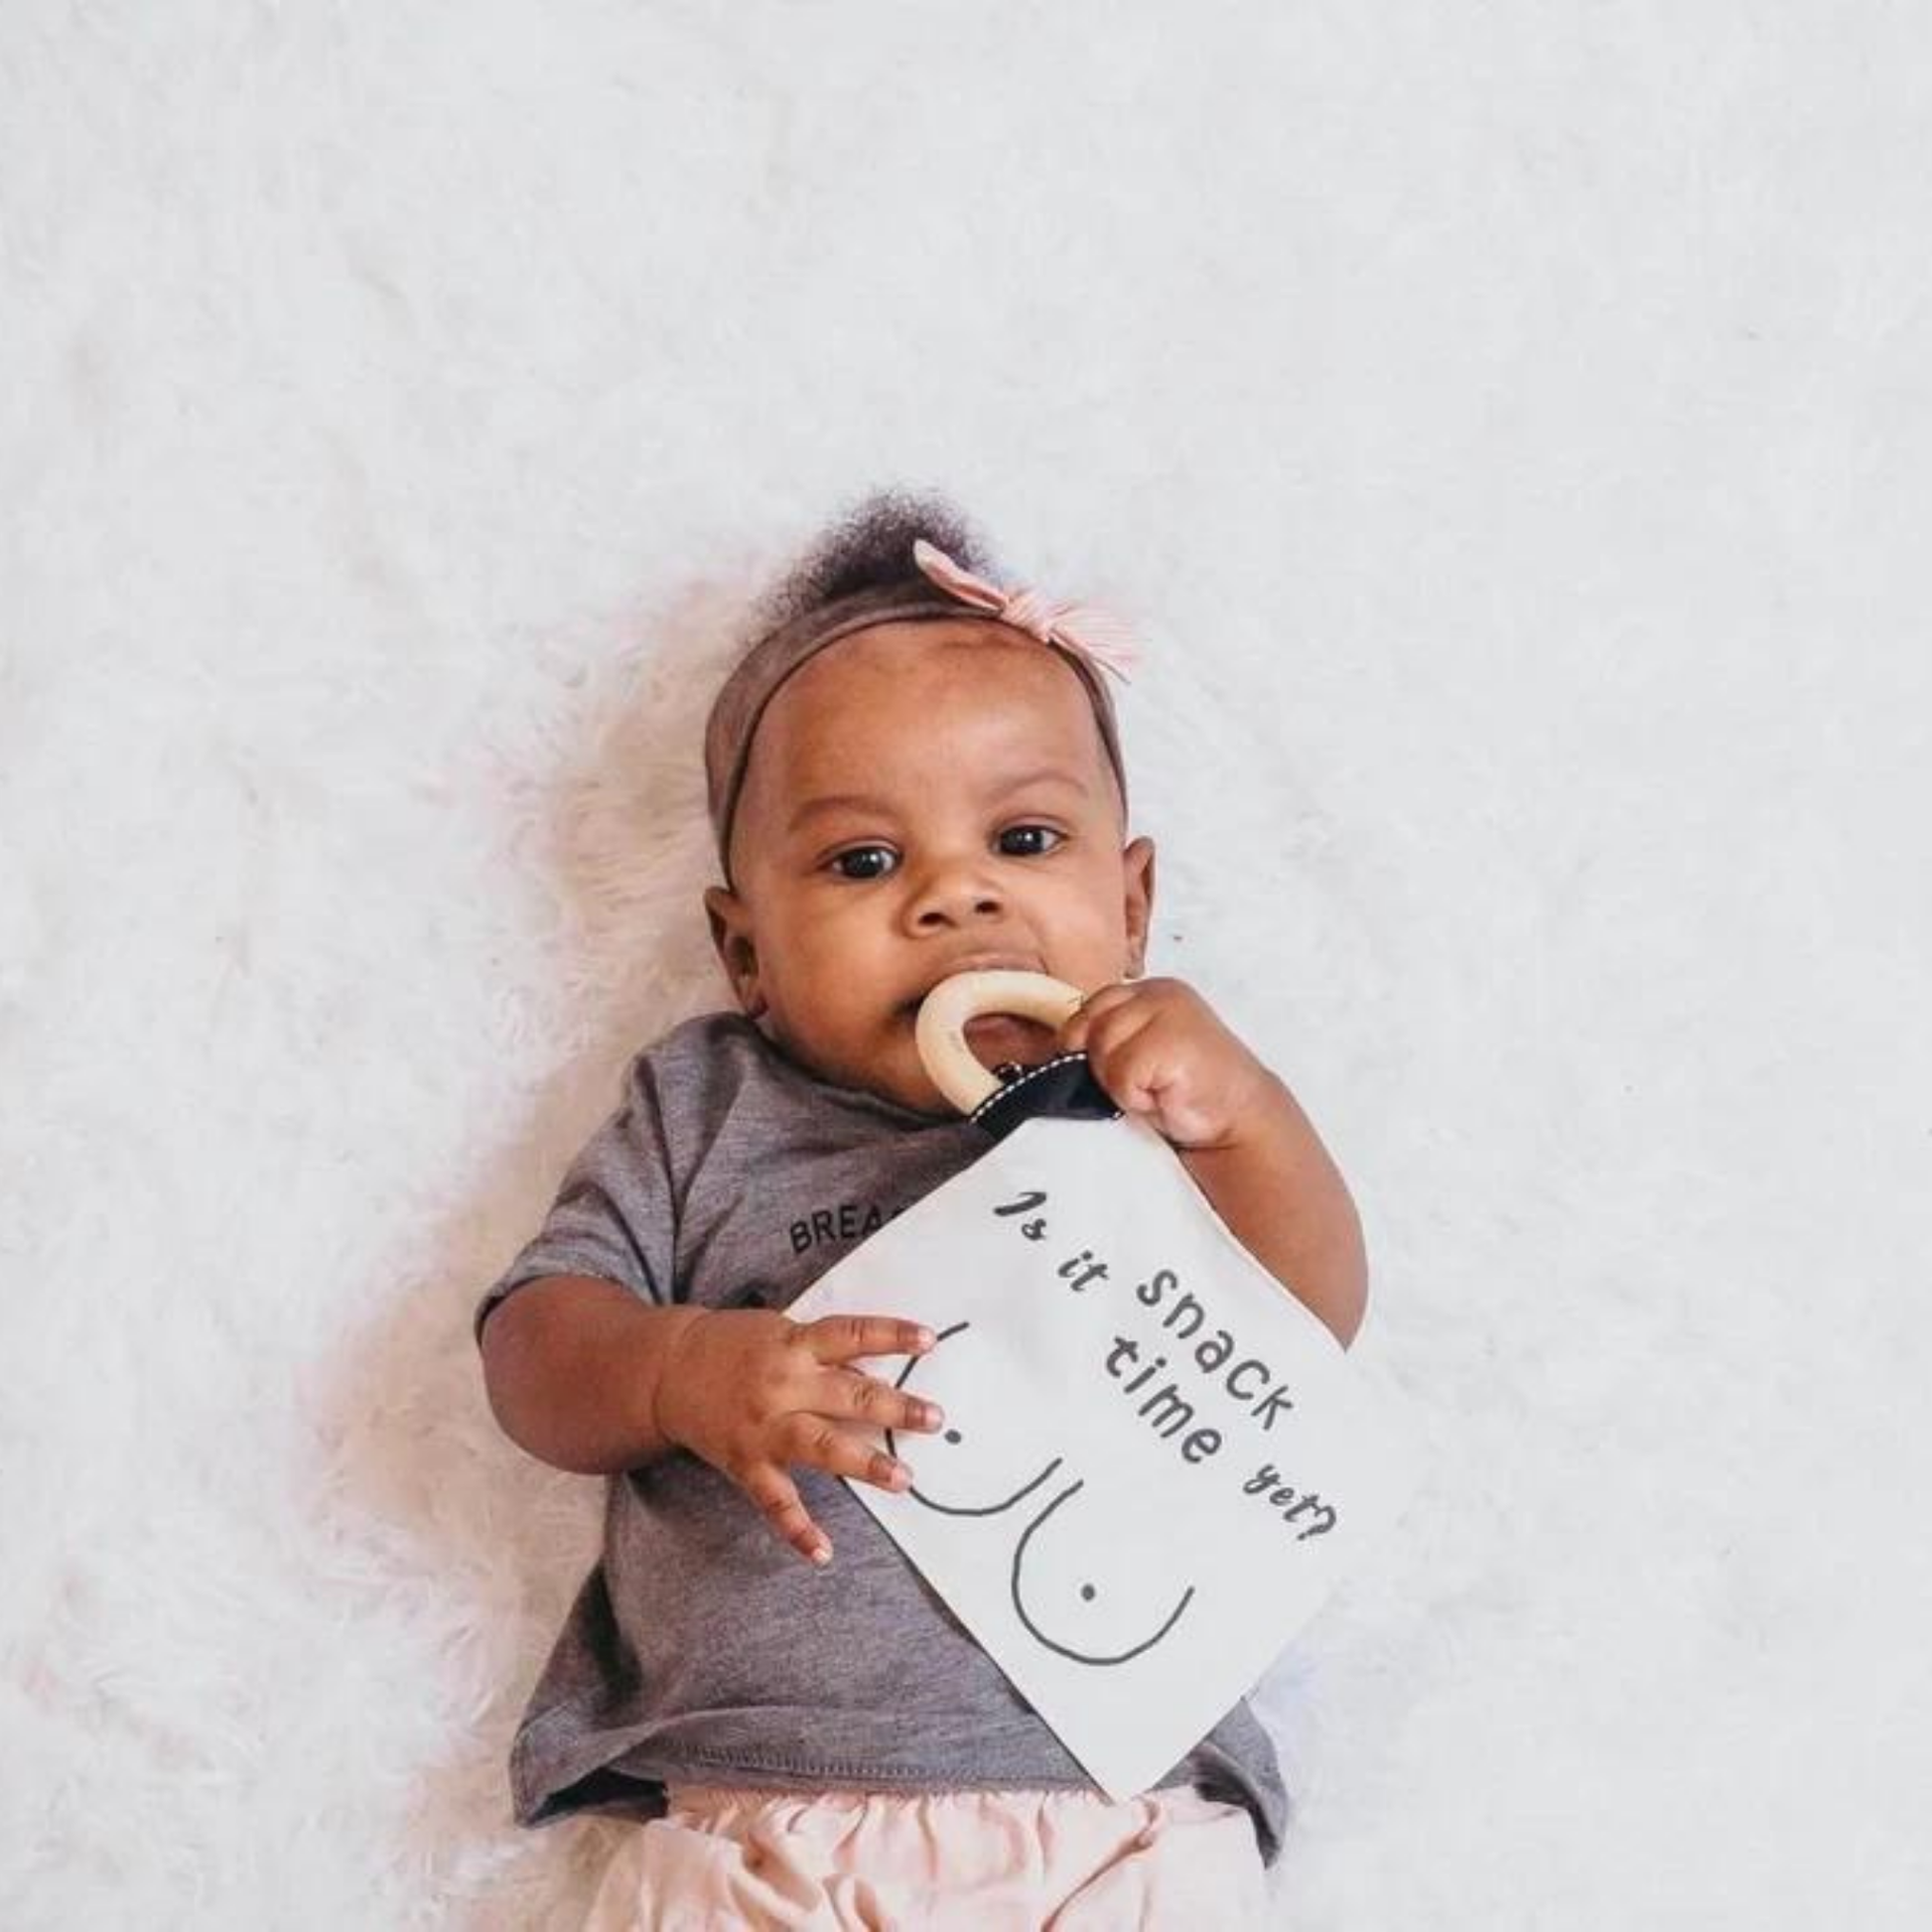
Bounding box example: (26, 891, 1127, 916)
(738, 1463, 833, 1568)
(798, 1313, 936, 1367)
(819, 1365, 945, 1438)
(782, 1416, 916, 1497)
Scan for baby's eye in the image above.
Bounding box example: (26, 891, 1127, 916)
(997, 824, 1063, 858)
(829, 845, 897, 882)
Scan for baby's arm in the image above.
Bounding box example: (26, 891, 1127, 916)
(1177, 1083, 1367, 1349)
(1059, 979, 1368, 1348)
(480, 1278, 944, 1562)
(481, 1276, 700, 1472)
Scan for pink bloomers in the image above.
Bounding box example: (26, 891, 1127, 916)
(579, 1782, 1271, 1931)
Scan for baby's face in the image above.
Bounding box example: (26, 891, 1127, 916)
(704, 620, 1155, 1118)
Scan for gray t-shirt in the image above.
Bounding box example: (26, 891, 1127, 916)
(475, 1011, 1290, 1861)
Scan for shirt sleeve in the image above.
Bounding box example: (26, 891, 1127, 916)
(473, 1045, 679, 1346)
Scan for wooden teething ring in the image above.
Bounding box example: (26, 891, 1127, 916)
(914, 969, 1088, 1115)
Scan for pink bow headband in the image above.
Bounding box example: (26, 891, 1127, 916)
(909, 539, 1142, 685)
(704, 538, 1142, 884)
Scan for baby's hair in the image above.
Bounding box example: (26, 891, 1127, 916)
(748, 487, 997, 640)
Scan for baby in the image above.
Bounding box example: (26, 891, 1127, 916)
(476, 494, 1367, 1928)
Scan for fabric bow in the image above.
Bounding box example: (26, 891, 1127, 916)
(912, 539, 1142, 683)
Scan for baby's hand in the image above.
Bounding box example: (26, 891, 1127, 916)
(1058, 976, 1278, 1151)
(653, 1311, 944, 1566)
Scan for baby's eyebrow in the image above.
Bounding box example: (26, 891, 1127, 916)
(784, 768, 1088, 836)
(990, 765, 1090, 798)
(785, 792, 893, 835)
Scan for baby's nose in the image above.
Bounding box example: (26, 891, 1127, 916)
(908, 859, 1005, 924)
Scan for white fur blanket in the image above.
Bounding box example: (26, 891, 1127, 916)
(5, 4, 1929, 1926)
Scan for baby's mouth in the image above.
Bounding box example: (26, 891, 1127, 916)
(894, 1000, 1057, 1065)
(963, 1011, 1059, 1063)
(962, 1012, 1053, 1037)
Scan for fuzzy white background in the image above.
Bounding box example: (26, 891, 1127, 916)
(4, 2, 1928, 1927)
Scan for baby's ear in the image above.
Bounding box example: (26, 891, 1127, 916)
(702, 885, 765, 1018)
(1121, 836, 1156, 976)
